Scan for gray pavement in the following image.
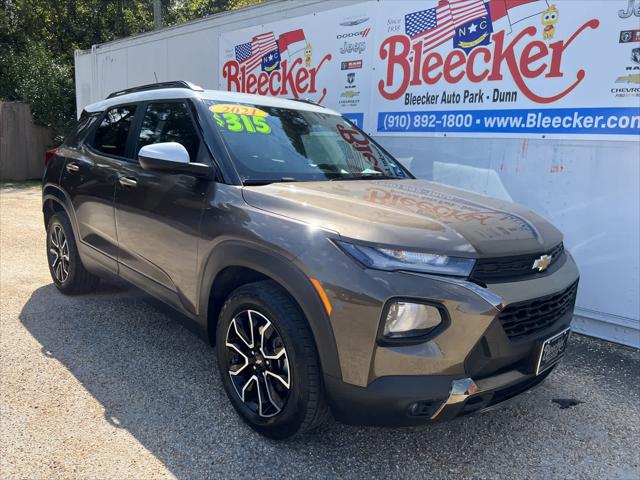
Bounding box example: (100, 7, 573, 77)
(1, 183, 639, 479)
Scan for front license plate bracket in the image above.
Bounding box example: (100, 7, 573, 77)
(536, 328, 571, 375)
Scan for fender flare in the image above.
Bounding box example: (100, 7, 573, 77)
(198, 240, 342, 379)
(42, 184, 79, 237)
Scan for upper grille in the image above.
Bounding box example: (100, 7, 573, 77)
(470, 243, 564, 283)
(498, 281, 578, 340)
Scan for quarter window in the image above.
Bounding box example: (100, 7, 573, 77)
(93, 105, 137, 157)
(137, 102, 201, 162)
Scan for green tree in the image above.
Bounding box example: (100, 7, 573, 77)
(0, 0, 263, 140)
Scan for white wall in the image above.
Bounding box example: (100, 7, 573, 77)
(378, 135, 640, 346)
(74, 0, 640, 347)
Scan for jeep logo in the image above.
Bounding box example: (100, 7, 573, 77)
(340, 41, 366, 55)
(619, 0, 640, 18)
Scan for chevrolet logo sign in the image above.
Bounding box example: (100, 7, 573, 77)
(532, 254, 552, 272)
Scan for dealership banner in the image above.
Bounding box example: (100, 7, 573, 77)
(218, 0, 640, 140)
(218, 3, 374, 128)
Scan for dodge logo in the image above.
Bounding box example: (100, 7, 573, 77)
(532, 254, 552, 272)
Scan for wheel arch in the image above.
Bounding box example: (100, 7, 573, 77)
(42, 184, 77, 235)
(198, 241, 342, 379)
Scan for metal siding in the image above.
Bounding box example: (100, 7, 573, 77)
(73, 0, 640, 348)
(73, 50, 94, 115)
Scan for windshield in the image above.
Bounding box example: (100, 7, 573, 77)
(204, 100, 409, 184)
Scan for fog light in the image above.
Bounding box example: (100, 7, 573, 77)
(383, 302, 443, 338)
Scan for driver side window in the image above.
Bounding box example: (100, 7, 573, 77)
(137, 102, 201, 162)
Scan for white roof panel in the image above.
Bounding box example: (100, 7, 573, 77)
(84, 87, 339, 116)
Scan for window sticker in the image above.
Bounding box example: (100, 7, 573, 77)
(209, 104, 271, 134)
(210, 104, 267, 117)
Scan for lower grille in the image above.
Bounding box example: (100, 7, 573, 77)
(498, 281, 578, 340)
(488, 367, 553, 406)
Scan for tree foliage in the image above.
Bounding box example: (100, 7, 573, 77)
(0, 0, 263, 140)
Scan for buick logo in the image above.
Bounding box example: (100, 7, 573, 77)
(532, 254, 552, 272)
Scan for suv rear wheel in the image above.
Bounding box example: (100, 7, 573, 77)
(46, 213, 100, 294)
(216, 280, 329, 439)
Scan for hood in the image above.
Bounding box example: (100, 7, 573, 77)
(242, 179, 563, 257)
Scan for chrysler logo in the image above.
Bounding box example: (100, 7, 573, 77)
(532, 254, 552, 272)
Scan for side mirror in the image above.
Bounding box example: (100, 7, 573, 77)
(138, 142, 211, 177)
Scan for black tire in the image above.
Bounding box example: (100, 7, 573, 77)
(46, 213, 100, 294)
(216, 280, 329, 439)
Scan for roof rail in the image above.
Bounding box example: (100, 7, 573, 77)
(288, 98, 326, 108)
(106, 81, 204, 99)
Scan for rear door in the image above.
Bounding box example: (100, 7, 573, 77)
(114, 100, 210, 313)
(60, 104, 138, 274)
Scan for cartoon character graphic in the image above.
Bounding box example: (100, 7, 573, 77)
(303, 43, 313, 67)
(542, 4, 559, 41)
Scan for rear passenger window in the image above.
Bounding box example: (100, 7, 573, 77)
(137, 102, 201, 162)
(64, 111, 99, 146)
(93, 105, 137, 157)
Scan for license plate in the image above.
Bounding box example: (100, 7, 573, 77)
(536, 328, 571, 375)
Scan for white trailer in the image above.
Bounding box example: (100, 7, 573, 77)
(75, 0, 640, 347)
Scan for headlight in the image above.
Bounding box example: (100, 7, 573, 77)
(335, 240, 475, 277)
(383, 301, 443, 339)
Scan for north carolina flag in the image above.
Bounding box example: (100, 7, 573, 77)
(488, 0, 550, 33)
(277, 29, 307, 57)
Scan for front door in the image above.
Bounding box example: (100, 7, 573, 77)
(60, 105, 138, 274)
(114, 100, 209, 313)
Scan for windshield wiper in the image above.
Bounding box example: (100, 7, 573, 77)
(329, 174, 404, 181)
(242, 177, 299, 186)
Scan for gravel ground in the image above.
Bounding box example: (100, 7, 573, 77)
(1, 183, 639, 480)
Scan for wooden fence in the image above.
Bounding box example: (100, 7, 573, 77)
(0, 102, 53, 181)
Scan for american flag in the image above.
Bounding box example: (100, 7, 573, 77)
(234, 32, 278, 72)
(449, 0, 489, 27)
(404, 4, 455, 53)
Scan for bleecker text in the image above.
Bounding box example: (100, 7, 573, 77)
(223, 54, 332, 102)
(378, 21, 599, 104)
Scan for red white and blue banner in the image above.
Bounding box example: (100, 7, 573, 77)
(218, 0, 640, 140)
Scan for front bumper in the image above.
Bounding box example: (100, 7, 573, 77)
(325, 358, 557, 426)
(301, 243, 579, 426)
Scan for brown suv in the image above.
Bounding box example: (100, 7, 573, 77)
(42, 82, 579, 439)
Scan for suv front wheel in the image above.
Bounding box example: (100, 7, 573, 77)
(216, 280, 329, 439)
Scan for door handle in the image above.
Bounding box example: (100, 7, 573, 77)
(118, 176, 138, 188)
(65, 162, 80, 173)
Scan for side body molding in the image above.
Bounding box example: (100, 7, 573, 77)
(197, 241, 342, 379)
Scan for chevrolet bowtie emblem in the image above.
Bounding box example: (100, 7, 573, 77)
(532, 254, 552, 272)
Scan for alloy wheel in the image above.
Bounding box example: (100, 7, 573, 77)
(49, 224, 70, 283)
(225, 309, 291, 418)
